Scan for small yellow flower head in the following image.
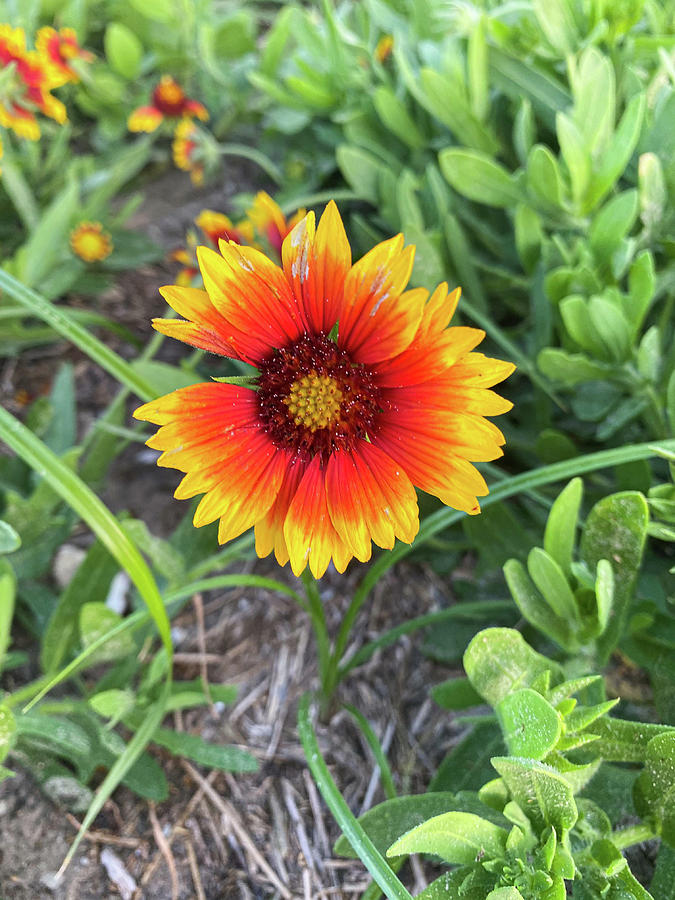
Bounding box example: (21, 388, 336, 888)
(70, 222, 113, 263)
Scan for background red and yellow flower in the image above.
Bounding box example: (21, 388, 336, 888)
(128, 75, 208, 133)
(0, 24, 66, 139)
(136, 203, 514, 578)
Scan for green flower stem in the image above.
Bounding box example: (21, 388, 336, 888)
(323, 438, 675, 699)
(218, 142, 283, 184)
(301, 571, 332, 698)
(297, 693, 414, 900)
(611, 823, 657, 850)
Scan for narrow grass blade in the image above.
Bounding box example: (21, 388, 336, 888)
(0, 269, 156, 402)
(297, 693, 414, 900)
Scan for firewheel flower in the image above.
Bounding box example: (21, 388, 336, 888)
(247, 191, 306, 258)
(128, 75, 208, 133)
(134, 203, 514, 578)
(36, 26, 93, 87)
(70, 221, 113, 262)
(172, 119, 205, 185)
(0, 24, 67, 139)
(195, 210, 255, 247)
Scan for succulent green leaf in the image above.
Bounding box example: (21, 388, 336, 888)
(496, 689, 562, 759)
(464, 628, 562, 706)
(491, 757, 578, 833)
(544, 478, 582, 578)
(580, 492, 649, 660)
(386, 811, 508, 864)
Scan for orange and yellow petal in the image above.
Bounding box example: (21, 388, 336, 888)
(0, 102, 40, 139)
(184, 99, 209, 121)
(255, 461, 306, 567)
(283, 456, 353, 577)
(198, 242, 305, 365)
(36, 26, 92, 87)
(135, 383, 289, 544)
(325, 440, 418, 562)
(196, 210, 253, 246)
(153, 285, 236, 357)
(128, 105, 163, 132)
(338, 233, 423, 365)
(281, 201, 351, 334)
(69, 222, 113, 262)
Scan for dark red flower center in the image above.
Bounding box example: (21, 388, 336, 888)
(152, 78, 187, 116)
(257, 333, 382, 462)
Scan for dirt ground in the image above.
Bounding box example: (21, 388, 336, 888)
(0, 164, 465, 899)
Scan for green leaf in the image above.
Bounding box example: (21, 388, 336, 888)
(488, 47, 570, 127)
(634, 732, 675, 846)
(18, 177, 80, 288)
(559, 295, 607, 358)
(527, 145, 565, 209)
(532, 0, 578, 54)
(104, 22, 143, 79)
(439, 149, 522, 208)
(527, 547, 579, 623)
(497, 689, 562, 759)
(537, 349, 612, 386)
(467, 15, 489, 122)
(0, 704, 16, 764)
(89, 689, 136, 724)
(432, 677, 483, 711)
(334, 792, 501, 858)
(586, 718, 675, 763)
(79, 603, 137, 663)
(667, 370, 675, 435)
(503, 560, 571, 648)
(386, 811, 508, 864)
(638, 151, 666, 230)
(41, 539, 118, 673)
(418, 68, 498, 154)
(589, 191, 639, 265)
(373, 87, 425, 149)
(594, 559, 614, 634)
(210, 11, 256, 59)
(487, 889, 525, 900)
(431, 721, 504, 794)
(0, 520, 21, 554)
(127, 0, 174, 21)
(464, 628, 562, 706)
(556, 113, 591, 208)
(580, 492, 649, 660)
(336, 145, 383, 204)
(491, 757, 578, 833)
(515, 204, 544, 273)
(151, 728, 257, 773)
(651, 844, 675, 899)
(583, 93, 646, 213)
(570, 48, 615, 156)
(0, 561, 16, 671)
(544, 478, 582, 578)
(588, 295, 632, 363)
